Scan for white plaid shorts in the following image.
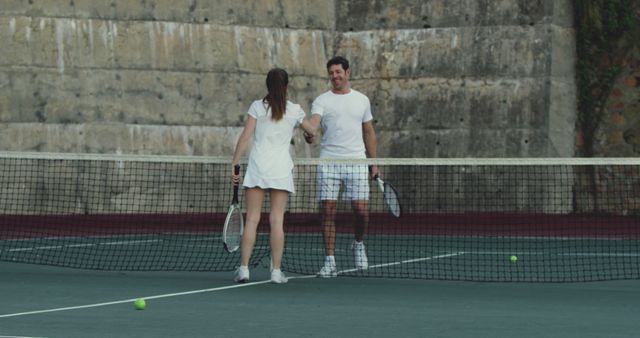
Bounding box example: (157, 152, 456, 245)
(317, 164, 369, 201)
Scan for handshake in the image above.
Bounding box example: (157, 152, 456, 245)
(303, 131, 315, 144)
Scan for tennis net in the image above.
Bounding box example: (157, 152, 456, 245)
(1, 152, 639, 282)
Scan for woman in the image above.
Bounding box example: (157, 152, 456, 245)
(231, 68, 317, 284)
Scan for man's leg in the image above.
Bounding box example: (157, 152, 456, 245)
(347, 163, 370, 270)
(322, 200, 338, 256)
(318, 199, 338, 277)
(344, 164, 370, 242)
(317, 164, 339, 277)
(351, 200, 369, 242)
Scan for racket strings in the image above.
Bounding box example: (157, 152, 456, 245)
(224, 207, 243, 251)
(384, 184, 401, 217)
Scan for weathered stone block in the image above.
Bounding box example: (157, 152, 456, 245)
(0, 0, 335, 30)
(335, 0, 554, 31)
(0, 1, 576, 159)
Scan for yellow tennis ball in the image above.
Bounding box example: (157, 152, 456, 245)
(510, 255, 518, 264)
(134, 298, 146, 310)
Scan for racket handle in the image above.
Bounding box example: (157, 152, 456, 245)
(375, 175, 385, 193)
(232, 164, 241, 187)
(233, 165, 240, 202)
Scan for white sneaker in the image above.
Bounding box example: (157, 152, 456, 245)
(317, 261, 337, 278)
(270, 269, 288, 284)
(353, 241, 368, 269)
(234, 266, 249, 283)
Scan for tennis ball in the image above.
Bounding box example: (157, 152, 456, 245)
(510, 255, 518, 264)
(134, 298, 146, 310)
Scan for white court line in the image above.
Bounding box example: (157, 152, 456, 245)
(0, 336, 49, 338)
(0, 279, 273, 319)
(0, 252, 457, 319)
(8, 243, 95, 252)
(102, 239, 161, 246)
(337, 252, 465, 274)
(561, 252, 640, 257)
(6, 240, 161, 252)
(461, 251, 640, 257)
(8, 246, 67, 252)
(255, 245, 337, 253)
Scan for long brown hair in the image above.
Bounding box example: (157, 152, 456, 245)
(264, 68, 288, 121)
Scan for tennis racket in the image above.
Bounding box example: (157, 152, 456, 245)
(374, 174, 401, 218)
(223, 165, 243, 253)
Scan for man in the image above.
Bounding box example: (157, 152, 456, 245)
(305, 56, 379, 278)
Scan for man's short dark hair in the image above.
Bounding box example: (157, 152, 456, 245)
(327, 56, 349, 71)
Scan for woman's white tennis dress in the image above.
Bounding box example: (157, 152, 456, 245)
(243, 100, 305, 193)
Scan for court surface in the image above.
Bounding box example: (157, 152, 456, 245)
(1, 261, 639, 338)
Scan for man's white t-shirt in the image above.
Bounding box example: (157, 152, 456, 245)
(310, 89, 373, 159)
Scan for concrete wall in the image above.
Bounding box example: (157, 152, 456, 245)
(0, 0, 576, 158)
(335, 0, 576, 157)
(592, 46, 640, 156)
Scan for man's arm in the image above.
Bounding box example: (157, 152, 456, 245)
(362, 120, 379, 178)
(303, 114, 321, 144)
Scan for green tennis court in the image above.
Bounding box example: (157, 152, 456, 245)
(2, 154, 640, 337)
(2, 261, 640, 338)
(4, 232, 640, 281)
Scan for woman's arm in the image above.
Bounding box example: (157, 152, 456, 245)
(231, 116, 257, 183)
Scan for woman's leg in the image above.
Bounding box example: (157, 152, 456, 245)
(239, 187, 264, 267)
(269, 189, 289, 269)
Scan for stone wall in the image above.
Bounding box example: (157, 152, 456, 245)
(336, 0, 576, 157)
(0, 0, 576, 158)
(590, 47, 640, 156)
